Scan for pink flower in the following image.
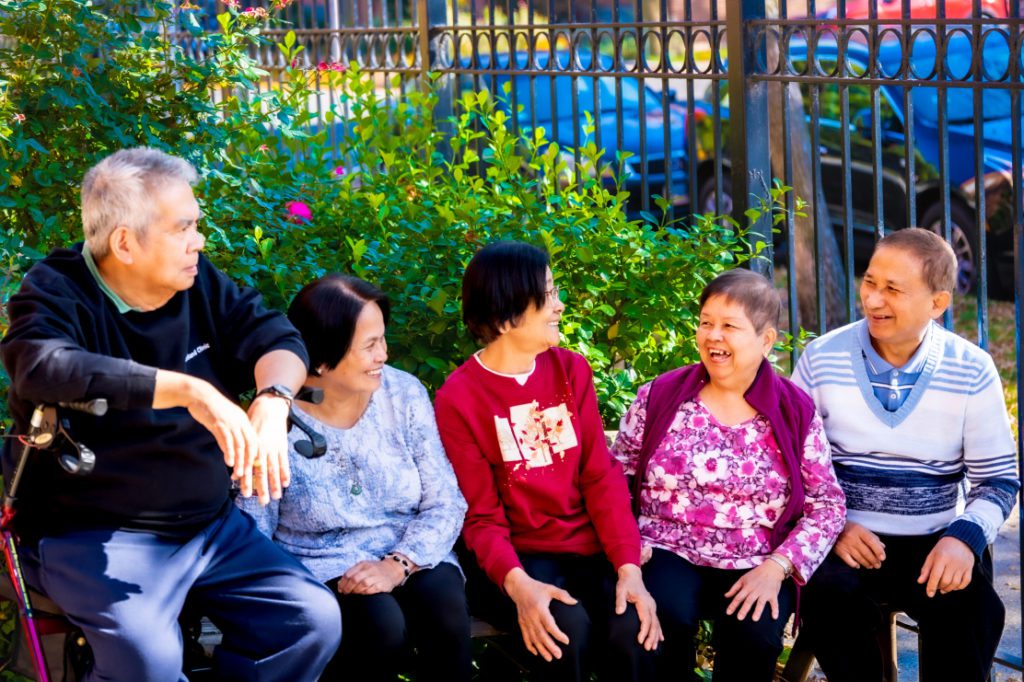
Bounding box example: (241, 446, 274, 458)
(271, 0, 293, 8)
(285, 201, 312, 223)
(330, 62, 345, 72)
(223, 0, 240, 7)
(257, 144, 269, 152)
(242, 6, 268, 18)
(12, 113, 25, 124)
(333, 166, 346, 176)
(317, 61, 329, 72)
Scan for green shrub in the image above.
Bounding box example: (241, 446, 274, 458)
(0, 0, 776, 429)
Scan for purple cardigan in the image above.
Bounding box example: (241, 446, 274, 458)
(633, 359, 817, 550)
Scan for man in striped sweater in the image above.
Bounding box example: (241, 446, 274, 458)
(792, 228, 1018, 682)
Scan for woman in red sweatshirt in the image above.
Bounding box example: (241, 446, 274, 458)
(434, 241, 661, 682)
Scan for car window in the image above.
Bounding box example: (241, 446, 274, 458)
(811, 60, 903, 134)
(506, 74, 660, 122)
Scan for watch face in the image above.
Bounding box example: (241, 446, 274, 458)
(259, 384, 294, 401)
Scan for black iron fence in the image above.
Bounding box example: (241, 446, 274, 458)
(202, 0, 1023, 672)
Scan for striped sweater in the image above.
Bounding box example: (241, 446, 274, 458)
(792, 320, 1018, 556)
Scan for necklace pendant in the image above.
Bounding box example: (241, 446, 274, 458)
(350, 481, 362, 496)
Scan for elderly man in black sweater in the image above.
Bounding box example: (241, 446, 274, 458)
(1, 147, 341, 681)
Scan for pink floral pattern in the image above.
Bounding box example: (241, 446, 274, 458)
(611, 383, 845, 584)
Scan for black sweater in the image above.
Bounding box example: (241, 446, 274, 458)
(1, 245, 308, 540)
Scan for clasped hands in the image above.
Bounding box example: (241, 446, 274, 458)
(171, 374, 292, 505)
(834, 520, 974, 597)
(503, 564, 663, 663)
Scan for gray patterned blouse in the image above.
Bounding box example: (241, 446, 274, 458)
(236, 365, 467, 583)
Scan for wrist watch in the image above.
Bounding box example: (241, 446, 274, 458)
(254, 384, 295, 405)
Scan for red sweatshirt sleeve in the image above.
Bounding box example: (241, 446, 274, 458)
(563, 352, 642, 569)
(434, 381, 523, 587)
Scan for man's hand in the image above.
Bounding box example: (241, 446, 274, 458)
(504, 568, 578, 662)
(337, 560, 405, 595)
(834, 520, 887, 569)
(247, 394, 292, 504)
(615, 563, 662, 651)
(918, 536, 975, 597)
(724, 561, 785, 622)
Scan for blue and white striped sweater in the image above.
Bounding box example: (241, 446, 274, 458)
(793, 320, 1018, 555)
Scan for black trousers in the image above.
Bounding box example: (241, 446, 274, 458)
(801, 532, 1005, 682)
(642, 548, 795, 682)
(466, 551, 657, 682)
(321, 562, 472, 682)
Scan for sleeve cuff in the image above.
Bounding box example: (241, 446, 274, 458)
(944, 519, 988, 558)
(605, 542, 642, 571)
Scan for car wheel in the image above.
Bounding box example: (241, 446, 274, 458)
(920, 201, 979, 295)
(697, 173, 732, 218)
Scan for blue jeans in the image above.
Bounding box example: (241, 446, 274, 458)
(22, 505, 341, 682)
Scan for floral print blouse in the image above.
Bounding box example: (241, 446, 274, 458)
(611, 382, 845, 584)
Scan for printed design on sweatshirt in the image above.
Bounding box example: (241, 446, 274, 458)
(185, 343, 211, 363)
(494, 400, 577, 470)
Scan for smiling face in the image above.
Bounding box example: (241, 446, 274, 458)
(320, 301, 388, 398)
(500, 267, 564, 353)
(128, 180, 205, 300)
(697, 295, 777, 391)
(860, 245, 951, 365)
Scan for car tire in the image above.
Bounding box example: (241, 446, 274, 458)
(697, 173, 732, 218)
(919, 201, 980, 295)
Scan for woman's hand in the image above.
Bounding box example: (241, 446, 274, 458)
(337, 560, 405, 595)
(615, 564, 663, 651)
(640, 543, 653, 565)
(504, 568, 578, 662)
(724, 560, 786, 621)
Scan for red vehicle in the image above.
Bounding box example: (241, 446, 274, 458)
(818, 0, 1013, 20)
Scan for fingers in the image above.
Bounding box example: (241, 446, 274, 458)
(550, 586, 579, 608)
(635, 597, 662, 651)
(519, 613, 565, 662)
(614, 582, 627, 616)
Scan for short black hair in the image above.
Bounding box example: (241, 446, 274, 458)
(699, 268, 781, 333)
(462, 241, 549, 343)
(287, 274, 390, 372)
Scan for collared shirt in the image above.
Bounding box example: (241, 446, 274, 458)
(81, 244, 141, 314)
(858, 322, 930, 412)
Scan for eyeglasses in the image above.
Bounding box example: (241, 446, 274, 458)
(545, 285, 561, 303)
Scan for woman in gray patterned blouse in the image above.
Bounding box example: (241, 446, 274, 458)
(237, 274, 471, 682)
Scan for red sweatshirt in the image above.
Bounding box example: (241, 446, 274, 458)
(434, 347, 641, 587)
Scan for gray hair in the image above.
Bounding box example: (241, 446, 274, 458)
(81, 147, 198, 259)
(699, 268, 781, 333)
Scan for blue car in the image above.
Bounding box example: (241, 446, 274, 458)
(698, 31, 1020, 294)
(475, 51, 703, 212)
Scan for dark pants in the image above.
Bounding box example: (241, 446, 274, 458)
(643, 548, 795, 682)
(322, 562, 472, 682)
(22, 505, 341, 682)
(466, 552, 656, 682)
(802, 532, 1005, 682)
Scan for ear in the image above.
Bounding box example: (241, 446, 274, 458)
(762, 327, 778, 357)
(930, 290, 952, 320)
(106, 226, 137, 265)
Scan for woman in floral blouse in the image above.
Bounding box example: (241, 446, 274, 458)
(611, 269, 845, 682)
(238, 274, 470, 682)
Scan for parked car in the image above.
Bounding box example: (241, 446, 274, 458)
(472, 51, 704, 212)
(696, 30, 1019, 295)
(818, 0, 1015, 21)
